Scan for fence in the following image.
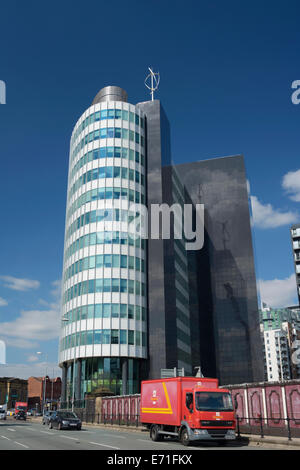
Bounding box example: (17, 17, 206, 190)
(226, 380, 300, 439)
(235, 416, 300, 440)
(74, 411, 142, 428)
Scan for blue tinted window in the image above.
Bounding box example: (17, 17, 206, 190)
(108, 109, 115, 119)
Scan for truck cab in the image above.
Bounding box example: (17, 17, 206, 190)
(181, 386, 235, 445)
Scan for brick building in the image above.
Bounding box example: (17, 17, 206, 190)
(0, 377, 28, 408)
(28, 376, 61, 411)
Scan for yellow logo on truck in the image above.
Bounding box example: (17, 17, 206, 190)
(142, 382, 173, 414)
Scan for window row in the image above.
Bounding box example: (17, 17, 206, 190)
(64, 253, 145, 282)
(69, 165, 144, 200)
(72, 128, 144, 162)
(64, 278, 146, 303)
(67, 187, 145, 222)
(66, 208, 141, 239)
(72, 109, 144, 146)
(61, 328, 146, 351)
(63, 303, 146, 323)
(70, 146, 145, 181)
(65, 231, 146, 262)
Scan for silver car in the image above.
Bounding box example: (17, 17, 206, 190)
(0, 409, 6, 420)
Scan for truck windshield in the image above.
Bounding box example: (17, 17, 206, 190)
(195, 392, 233, 412)
(17, 406, 26, 411)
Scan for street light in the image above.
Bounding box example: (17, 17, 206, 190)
(36, 351, 48, 413)
(61, 314, 73, 410)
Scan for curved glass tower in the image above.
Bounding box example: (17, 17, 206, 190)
(59, 87, 147, 402)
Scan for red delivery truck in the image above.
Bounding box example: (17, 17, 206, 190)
(14, 402, 28, 416)
(140, 377, 236, 446)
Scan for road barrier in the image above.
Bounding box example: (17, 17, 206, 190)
(235, 415, 300, 440)
(73, 411, 142, 428)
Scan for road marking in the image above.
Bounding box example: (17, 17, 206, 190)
(14, 441, 29, 449)
(61, 435, 80, 441)
(1, 435, 11, 440)
(7, 428, 16, 432)
(104, 434, 126, 439)
(89, 441, 120, 449)
(40, 431, 53, 435)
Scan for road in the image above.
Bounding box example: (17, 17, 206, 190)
(0, 418, 288, 451)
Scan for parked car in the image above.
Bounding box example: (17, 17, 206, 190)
(27, 410, 33, 416)
(0, 409, 6, 420)
(15, 410, 26, 421)
(42, 410, 54, 425)
(49, 411, 81, 430)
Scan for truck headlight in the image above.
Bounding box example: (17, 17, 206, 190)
(194, 429, 207, 435)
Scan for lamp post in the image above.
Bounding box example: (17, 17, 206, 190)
(36, 351, 48, 414)
(61, 314, 72, 410)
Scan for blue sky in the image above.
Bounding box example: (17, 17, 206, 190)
(0, 0, 300, 378)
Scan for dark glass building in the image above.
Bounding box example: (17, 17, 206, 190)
(137, 99, 263, 385)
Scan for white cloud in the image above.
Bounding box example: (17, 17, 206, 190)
(250, 195, 299, 229)
(0, 297, 8, 307)
(282, 168, 300, 202)
(0, 276, 40, 291)
(0, 280, 61, 349)
(0, 362, 61, 380)
(27, 355, 39, 362)
(258, 273, 298, 308)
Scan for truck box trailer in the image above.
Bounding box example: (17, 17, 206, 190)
(140, 377, 236, 446)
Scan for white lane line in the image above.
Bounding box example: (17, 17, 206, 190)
(104, 434, 126, 439)
(7, 428, 16, 432)
(40, 431, 53, 435)
(1, 435, 11, 440)
(89, 441, 120, 449)
(14, 441, 29, 449)
(61, 435, 80, 441)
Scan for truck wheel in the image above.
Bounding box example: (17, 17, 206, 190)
(150, 425, 162, 442)
(180, 428, 190, 446)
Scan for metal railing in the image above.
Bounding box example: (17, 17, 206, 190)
(74, 411, 142, 428)
(235, 416, 300, 441)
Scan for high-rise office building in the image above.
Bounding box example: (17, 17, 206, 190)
(59, 86, 263, 405)
(260, 306, 300, 381)
(291, 224, 300, 305)
(59, 87, 147, 401)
